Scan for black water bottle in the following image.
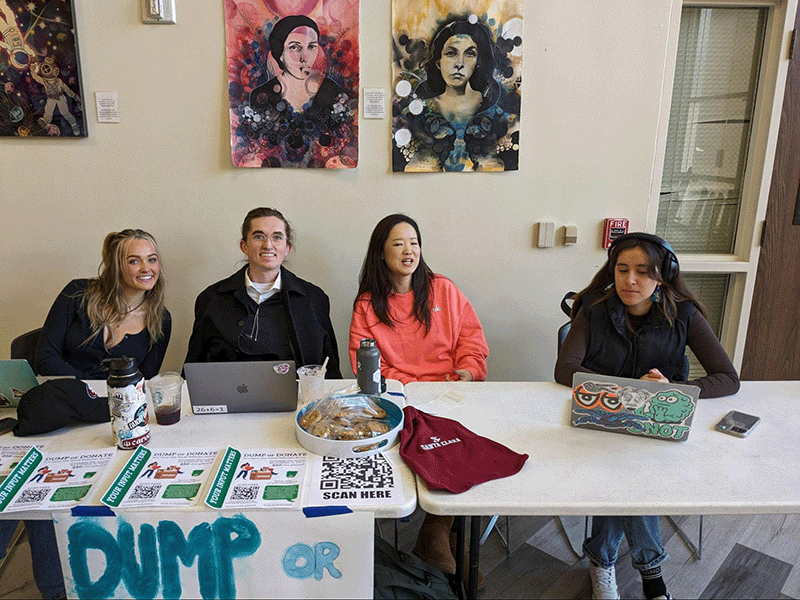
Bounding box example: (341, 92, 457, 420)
(356, 338, 381, 394)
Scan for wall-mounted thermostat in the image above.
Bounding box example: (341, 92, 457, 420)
(602, 218, 629, 249)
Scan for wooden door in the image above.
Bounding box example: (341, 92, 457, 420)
(741, 8, 800, 379)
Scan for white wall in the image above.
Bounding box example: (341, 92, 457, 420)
(0, 0, 682, 380)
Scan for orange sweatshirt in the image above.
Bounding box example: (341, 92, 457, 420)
(349, 275, 488, 384)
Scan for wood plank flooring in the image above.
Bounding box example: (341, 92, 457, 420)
(1, 511, 798, 598)
(377, 509, 800, 600)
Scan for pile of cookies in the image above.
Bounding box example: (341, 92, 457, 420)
(299, 394, 391, 440)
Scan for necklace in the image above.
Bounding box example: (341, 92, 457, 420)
(122, 297, 146, 316)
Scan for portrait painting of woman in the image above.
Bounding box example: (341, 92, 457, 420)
(225, 0, 359, 168)
(392, 5, 523, 172)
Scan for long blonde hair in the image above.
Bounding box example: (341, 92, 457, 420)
(82, 229, 167, 347)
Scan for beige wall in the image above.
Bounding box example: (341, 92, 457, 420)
(1, 0, 682, 380)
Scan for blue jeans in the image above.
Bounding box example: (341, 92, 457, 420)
(0, 519, 66, 599)
(583, 516, 667, 571)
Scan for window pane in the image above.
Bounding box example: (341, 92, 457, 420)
(658, 7, 766, 253)
(682, 273, 730, 379)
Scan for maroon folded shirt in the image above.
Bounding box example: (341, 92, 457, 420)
(399, 406, 528, 494)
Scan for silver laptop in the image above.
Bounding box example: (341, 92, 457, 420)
(0, 359, 39, 407)
(570, 372, 700, 442)
(184, 361, 297, 414)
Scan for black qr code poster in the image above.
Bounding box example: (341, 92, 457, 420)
(307, 453, 398, 506)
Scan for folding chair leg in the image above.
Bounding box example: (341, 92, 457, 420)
(479, 515, 511, 556)
(0, 522, 25, 576)
(666, 515, 702, 560)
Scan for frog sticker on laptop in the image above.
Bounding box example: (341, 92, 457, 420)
(570, 373, 699, 442)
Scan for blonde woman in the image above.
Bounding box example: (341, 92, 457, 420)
(35, 229, 171, 379)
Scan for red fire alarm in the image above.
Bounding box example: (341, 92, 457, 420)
(603, 218, 629, 249)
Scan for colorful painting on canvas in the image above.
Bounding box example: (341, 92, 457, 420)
(0, 0, 86, 137)
(225, 0, 359, 168)
(392, 0, 522, 172)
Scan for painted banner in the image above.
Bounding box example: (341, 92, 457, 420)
(0, 0, 87, 136)
(54, 510, 374, 599)
(101, 447, 219, 509)
(224, 0, 359, 168)
(205, 446, 307, 509)
(0, 447, 113, 512)
(391, 0, 523, 171)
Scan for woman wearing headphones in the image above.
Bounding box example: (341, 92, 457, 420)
(555, 232, 739, 600)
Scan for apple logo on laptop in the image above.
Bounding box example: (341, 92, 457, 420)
(237, 384, 248, 394)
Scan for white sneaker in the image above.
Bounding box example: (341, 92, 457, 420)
(589, 564, 620, 600)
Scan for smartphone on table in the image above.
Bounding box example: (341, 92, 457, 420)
(714, 410, 760, 438)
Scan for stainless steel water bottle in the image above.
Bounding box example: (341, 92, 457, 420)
(356, 338, 381, 394)
(107, 356, 150, 450)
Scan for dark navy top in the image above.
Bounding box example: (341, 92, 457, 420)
(34, 279, 171, 379)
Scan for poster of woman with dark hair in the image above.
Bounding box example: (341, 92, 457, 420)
(225, 0, 359, 168)
(0, 0, 86, 137)
(392, 2, 522, 172)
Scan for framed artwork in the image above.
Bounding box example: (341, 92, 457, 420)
(225, 0, 359, 168)
(391, 1, 523, 172)
(0, 0, 87, 137)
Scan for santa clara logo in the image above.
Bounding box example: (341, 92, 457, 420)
(420, 435, 461, 451)
(86, 384, 98, 398)
(273, 363, 291, 375)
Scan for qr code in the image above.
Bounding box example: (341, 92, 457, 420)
(319, 454, 394, 490)
(16, 487, 48, 504)
(128, 484, 160, 500)
(230, 485, 258, 501)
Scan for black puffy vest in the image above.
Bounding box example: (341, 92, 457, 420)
(581, 292, 695, 382)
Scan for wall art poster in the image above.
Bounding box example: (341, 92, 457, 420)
(225, 0, 359, 168)
(0, 0, 87, 137)
(392, 0, 522, 172)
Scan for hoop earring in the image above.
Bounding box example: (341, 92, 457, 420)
(650, 287, 662, 303)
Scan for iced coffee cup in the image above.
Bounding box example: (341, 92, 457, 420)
(148, 372, 183, 425)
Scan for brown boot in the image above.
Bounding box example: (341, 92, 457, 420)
(450, 532, 486, 592)
(413, 514, 456, 574)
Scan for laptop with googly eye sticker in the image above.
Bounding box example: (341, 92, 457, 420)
(570, 372, 699, 442)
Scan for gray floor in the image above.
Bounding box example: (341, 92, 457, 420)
(1, 512, 798, 598)
(378, 509, 800, 600)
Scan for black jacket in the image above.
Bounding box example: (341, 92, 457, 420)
(35, 279, 171, 379)
(184, 266, 342, 378)
(581, 292, 693, 382)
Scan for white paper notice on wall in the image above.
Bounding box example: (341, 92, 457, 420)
(363, 88, 385, 119)
(94, 92, 120, 123)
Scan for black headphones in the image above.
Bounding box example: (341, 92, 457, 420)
(608, 232, 680, 282)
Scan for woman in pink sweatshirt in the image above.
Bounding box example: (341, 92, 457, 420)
(350, 213, 488, 584)
(350, 214, 488, 384)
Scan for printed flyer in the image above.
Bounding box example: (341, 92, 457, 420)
(0, 444, 47, 484)
(205, 447, 307, 510)
(101, 447, 219, 508)
(0, 447, 114, 512)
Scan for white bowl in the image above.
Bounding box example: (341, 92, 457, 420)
(295, 395, 404, 458)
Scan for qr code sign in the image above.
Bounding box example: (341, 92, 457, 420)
(17, 487, 49, 504)
(320, 454, 394, 490)
(128, 484, 160, 500)
(230, 485, 258, 501)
